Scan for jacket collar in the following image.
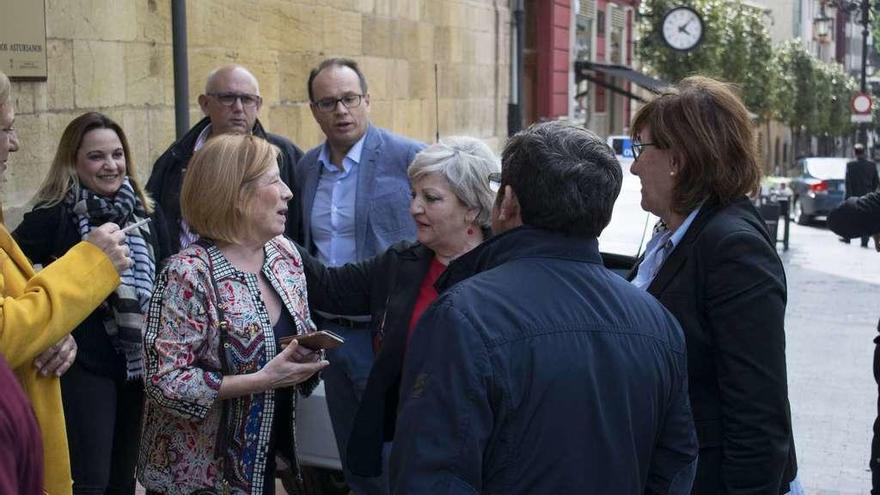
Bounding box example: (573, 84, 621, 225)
(437, 225, 602, 292)
(170, 117, 271, 162)
(644, 196, 758, 295)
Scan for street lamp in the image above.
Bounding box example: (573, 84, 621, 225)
(825, 0, 873, 144)
(813, 4, 834, 44)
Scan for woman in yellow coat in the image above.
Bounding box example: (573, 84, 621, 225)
(0, 71, 132, 494)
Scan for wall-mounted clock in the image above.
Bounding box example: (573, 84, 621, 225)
(662, 6, 704, 52)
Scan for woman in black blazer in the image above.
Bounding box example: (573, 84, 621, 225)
(626, 77, 799, 494)
(298, 136, 499, 486)
(13, 112, 172, 494)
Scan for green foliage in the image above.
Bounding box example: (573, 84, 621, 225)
(639, 2, 858, 137)
(638, 0, 775, 119)
(773, 39, 856, 138)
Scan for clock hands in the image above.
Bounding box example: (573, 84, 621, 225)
(678, 19, 693, 35)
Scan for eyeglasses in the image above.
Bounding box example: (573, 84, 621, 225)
(313, 94, 365, 113)
(207, 92, 262, 108)
(488, 172, 502, 193)
(631, 142, 657, 161)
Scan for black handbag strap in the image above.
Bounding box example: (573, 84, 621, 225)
(202, 243, 231, 495)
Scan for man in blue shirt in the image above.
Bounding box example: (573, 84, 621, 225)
(296, 58, 424, 495)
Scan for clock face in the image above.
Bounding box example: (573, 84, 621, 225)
(662, 7, 703, 51)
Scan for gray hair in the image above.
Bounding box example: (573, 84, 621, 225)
(0, 71, 9, 108)
(407, 136, 501, 228)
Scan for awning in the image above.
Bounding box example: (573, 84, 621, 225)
(574, 61, 668, 102)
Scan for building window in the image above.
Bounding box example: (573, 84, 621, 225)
(608, 6, 626, 65)
(595, 74, 607, 113)
(597, 10, 605, 37)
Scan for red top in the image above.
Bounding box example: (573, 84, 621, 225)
(406, 257, 447, 347)
(0, 355, 43, 495)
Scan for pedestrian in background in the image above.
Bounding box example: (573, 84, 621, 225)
(139, 134, 327, 495)
(0, 70, 131, 495)
(841, 143, 879, 247)
(828, 191, 880, 495)
(14, 112, 172, 494)
(391, 121, 698, 494)
(628, 76, 799, 494)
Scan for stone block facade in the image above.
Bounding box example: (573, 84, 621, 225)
(5, 0, 510, 228)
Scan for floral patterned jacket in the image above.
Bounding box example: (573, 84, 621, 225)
(138, 237, 318, 495)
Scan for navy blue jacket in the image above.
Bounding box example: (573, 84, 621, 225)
(390, 226, 698, 494)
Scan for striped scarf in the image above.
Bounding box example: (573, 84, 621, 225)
(66, 178, 156, 380)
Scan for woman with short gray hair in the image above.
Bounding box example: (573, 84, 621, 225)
(296, 136, 500, 488)
(407, 136, 499, 231)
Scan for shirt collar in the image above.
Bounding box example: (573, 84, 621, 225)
(668, 204, 702, 249)
(194, 123, 212, 152)
(318, 133, 368, 173)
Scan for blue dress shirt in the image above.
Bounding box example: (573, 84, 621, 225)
(632, 206, 702, 290)
(310, 135, 366, 266)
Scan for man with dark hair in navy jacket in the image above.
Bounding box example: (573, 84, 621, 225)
(390, 121, 698, 494)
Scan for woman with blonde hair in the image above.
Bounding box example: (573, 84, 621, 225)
(139, 134, 327, 495)
(0, 73, 130, 495)
(14, 111, 171, 494)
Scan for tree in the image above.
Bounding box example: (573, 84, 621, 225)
(773, 40, 857, 157)
(638, 0, 776, 120)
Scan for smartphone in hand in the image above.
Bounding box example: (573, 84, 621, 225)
(279, 330, 345, 351)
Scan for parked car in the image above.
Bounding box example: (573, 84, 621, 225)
(293, 157, 654, 494)
(787, 157, 848, 225)
(607, 135, 634, 162)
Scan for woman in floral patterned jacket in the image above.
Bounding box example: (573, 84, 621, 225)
(138, 135, 328, 495)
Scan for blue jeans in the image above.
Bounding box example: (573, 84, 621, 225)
(322, 323, 387, 495)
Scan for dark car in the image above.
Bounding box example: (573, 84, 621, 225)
(787, 157, 848, 225)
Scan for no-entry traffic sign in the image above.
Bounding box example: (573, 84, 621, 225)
(852, 92, 873, 123)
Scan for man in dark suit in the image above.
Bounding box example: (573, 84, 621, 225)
(829, 193, 880, 495)
(296, 58, 423, 494)
(842, 143, 879, 247)
(147, 65, 304, 253)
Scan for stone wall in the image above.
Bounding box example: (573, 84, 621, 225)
(5, 0, 510, 228)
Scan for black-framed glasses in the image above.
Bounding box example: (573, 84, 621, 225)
(313, 94, 365, 112)
(207, 92, 262, 108)
(631, 142, 657, 161)
(488, 172, 502, 193)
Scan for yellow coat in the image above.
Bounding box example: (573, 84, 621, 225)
(0, 225, 119, 495)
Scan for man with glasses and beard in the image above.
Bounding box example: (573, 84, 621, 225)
(296, 58, 424, 495)
(148, 64, 305, 252)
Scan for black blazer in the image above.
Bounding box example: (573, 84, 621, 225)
(629, 197, 797, 494)
(298, 241, 434, 477)
(829, 191, 880, 237)
(845, 159, 879, 198)
(13, 202, 172, 378)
